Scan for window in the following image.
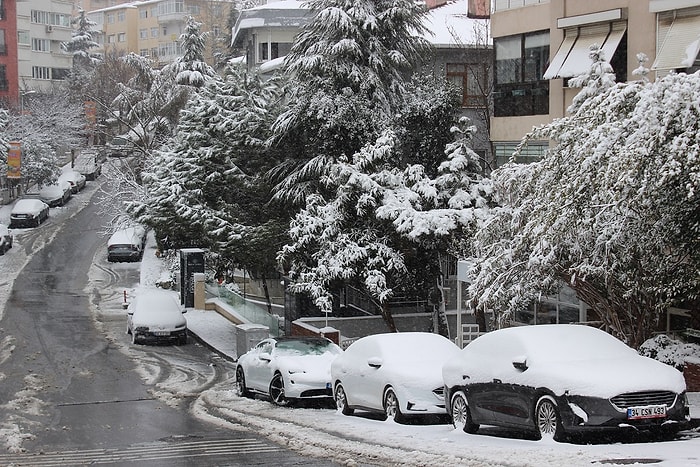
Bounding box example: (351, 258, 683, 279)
(0, 65, 7, 91)
(108, 35, 116, 44)
(32, 38, 51, 52)
(494, 30, 550, 117)
(653, 7, 700, 72)
(140, 49, 149, 56)
(447, 63, 487, 108)
(118, 33, 126, 42)
(545, 21, 627, 81)
(494, 141, 548, 167)
(151, 27, 159, 38)
(32, 66, 51, 79)
(150, 47, 158, 58)
(117, 11, 125, 22)
(158, 42, 182, 58)
(258, 42, 292, 62)
(107, 13, 114, 24)
(188, 5, 200, 15)
(139, 9, 148, 19)
(158, 0, 184, 15)
(18, 30, 30, 46)
(0, 30, 5, 56)
(51, 68, 70, 80)
(151, 7, 158, 18)
(139, 29, 147, 39)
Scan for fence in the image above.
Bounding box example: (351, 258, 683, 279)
(213, 285, 281, 336)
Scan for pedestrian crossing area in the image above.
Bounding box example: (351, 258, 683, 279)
(0, 437, 283, 466)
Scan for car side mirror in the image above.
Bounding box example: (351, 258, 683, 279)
(367, 357, 383, 368)
(512, 356, 528, 371)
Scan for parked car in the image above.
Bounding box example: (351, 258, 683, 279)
(442, 324, 691, 442)
(34, 181, 72, 207)
(9, 198, 50, 228)
(74, 150, 102, 180)
(331, 332, 461, 422)
(107, 225, 147, 262)
(58, 169, 87, 193)
(0, 223, 13, 254)
(126, 288, 187, 345)
(107, 136, 135, 157)
(236, 336, 343, 406)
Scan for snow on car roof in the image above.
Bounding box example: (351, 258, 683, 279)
(108, 226, 145, 246)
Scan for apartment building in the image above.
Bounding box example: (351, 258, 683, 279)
(16, 0, 74, 94)
(0, 0, 19, 107)
(490, 0, 700, 166)
(87, 0, 233, 66)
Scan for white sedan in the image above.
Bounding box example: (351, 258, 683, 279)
(235, 336, 343, 406)
(126, 288, 187, 345)
(331, 332, 461, 422)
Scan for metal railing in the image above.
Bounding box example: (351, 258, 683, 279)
(214, 285, 281, 336)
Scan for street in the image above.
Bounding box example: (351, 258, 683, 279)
(0, 177, 336, 466)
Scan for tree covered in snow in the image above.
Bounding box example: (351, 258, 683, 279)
(3, 91, 84, 191)
(469, 71, 700, 348)
(285, 0, 430, 112)
(567, 44, 616, 114)
(269, 0, 432, 206)
(279, 118, 491, 333)
(130, 66, 287, 309)
(169, 17, 216, 88)
(62, 10, 101, 72)
(110, 53, 190, 153)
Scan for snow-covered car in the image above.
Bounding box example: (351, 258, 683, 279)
(236, 336, 343, 406)
(126, 288, 187, 345)
(331, 332, 461, 422)
(9, 198, 50, 228)
(107, 136, 135, 157)
(443, 324, 691, 442)
(58, 169, 87, 193)
(74, 150, 102, 180)
(36, 181, 72, 207)
(107, 225, 147, 262)
(0, 223, 13, 254)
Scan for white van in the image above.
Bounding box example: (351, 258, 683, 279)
(107, 226, 147, 262)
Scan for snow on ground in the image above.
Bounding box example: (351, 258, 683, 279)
(2, 187, 700, 464)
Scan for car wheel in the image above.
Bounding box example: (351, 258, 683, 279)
(451, 391, 479, 434)
(34, 217, 40, 227)
(535, 396, 564, 441)
(235, 367, 251, 398)
(383, 388, 405, 423)
(334, 383, 354, 415)
(269, 373, 288, 406)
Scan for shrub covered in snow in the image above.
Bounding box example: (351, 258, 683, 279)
(638, 334, 700, 370)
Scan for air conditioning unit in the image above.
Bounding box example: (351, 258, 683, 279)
(46, 25, 53, 33)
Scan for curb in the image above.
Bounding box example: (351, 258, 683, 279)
(186, 329, 237, 363)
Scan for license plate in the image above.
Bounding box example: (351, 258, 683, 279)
(153, 331, 170, 337)
(627, 405, 666, 420)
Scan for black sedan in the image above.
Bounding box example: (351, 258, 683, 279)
(442, 324, 690, 441)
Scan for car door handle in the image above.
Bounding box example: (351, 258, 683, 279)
(493, 378, 501, 384)
(462, 375, 470, 380)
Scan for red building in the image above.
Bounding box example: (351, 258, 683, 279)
(0, 0, 19, 108)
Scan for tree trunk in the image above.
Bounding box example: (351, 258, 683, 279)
(261, 273, 272, 315)
(432, 277, 450, 339)
(380, 301, 397, 333)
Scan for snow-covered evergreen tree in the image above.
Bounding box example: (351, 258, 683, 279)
(169, 16, 216, 88)
(130, 66, 286, 309)
(269, 0, 432, 206)
(279, 118, 491, 333)
(62, 9, 101, 93)
(469, 71, 700, 348)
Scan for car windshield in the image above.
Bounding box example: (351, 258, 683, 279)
(275, 339, 340, 356)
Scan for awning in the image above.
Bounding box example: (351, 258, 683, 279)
(544, 22, 627, 79)
(653, 15, 700, 70)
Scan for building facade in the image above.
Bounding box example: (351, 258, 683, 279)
(16, 0, 74, 94)
(0, 0, 19, 107)
(490, 0, 700, 166)
(87, 0, 233, 66)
